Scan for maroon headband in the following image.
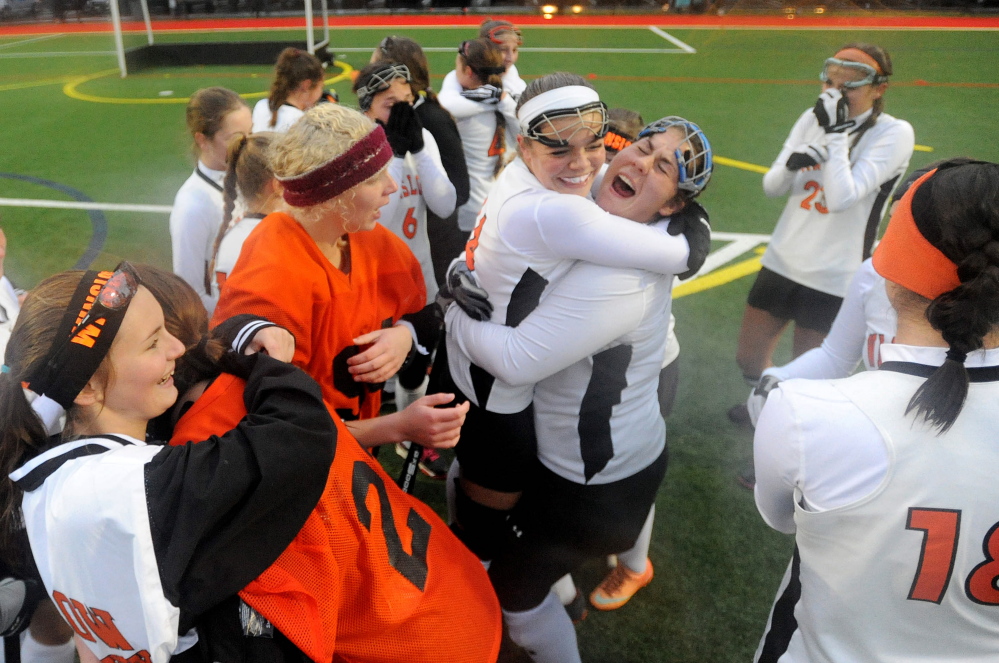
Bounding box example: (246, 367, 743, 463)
(280, 124, 393, 207)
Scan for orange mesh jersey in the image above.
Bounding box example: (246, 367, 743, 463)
(171, 372, 501, 663)
(211, 212, 427, 422)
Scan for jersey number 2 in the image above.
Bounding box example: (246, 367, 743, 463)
(906, 507, 999, 605)
(352, 461, 431, 591)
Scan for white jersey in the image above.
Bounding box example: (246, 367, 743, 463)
(754, 348, 999, 663)
(503, 64, 527, 100)
(211, 213, 265, 300)
(446, 157, 690, 413)
(760, 109, 914, 297)
(763, 258, 896, 382)
(447, 257, 671, 484)
(13, 437, 197, 663)
(0, 275, 19, 362)
(379, 129, 456, 304)
(438, 70, 519, 232)
(170, 162, 225, 313)
(251, 98, 304, 133)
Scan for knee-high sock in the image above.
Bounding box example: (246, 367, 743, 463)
(617, 505, 655, 574)
(20, 632, 75, 663)
(504, 591, 581, 663)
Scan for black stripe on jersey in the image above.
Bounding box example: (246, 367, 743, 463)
(506, 268, 549, 328)
(862, 175, 900, 260)
(14, 436, 135, 491)
(469, 363, 496, 408)
(758, 546, 802, 663)
(578, 344, 632, 482)
(195, 166, 223, 193)
(880, 361, 999, 382)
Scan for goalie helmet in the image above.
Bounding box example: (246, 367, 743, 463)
(638, 116, 713, 197)
(354, 62, 411, 112)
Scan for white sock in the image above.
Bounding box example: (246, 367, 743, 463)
(21, 632, 75, 663)
(397, 375, 428, 412)
(445, 458, 460, 525)
(551, 573, 577, 606)
(617, 505, 655, 574)
(504, 591, 581, 663)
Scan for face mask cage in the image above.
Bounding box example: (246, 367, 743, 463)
(356, 64, 411, 112)
(820, 57, 887, 89)
(523, 101, 609, 148)
(638, 116, 713, 196)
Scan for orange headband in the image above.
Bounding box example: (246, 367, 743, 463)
(872, 169, 961, 300)
(834, 48, 884, 75)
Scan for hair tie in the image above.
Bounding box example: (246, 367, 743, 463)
(1, 364, 9, 374)
(946, 347, 968, 364)
(23, 388, 67, 436)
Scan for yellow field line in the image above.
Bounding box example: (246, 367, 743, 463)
(61, 61, 355, 104)
(0, 75, 74, 92)
(675, 253, 763, 298)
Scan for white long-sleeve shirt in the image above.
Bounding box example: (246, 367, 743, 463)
(760, 108, 914, 297)
(170, 162, 225, 313)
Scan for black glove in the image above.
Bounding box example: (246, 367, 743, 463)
(0, 576, 45, 638)
(383, 101, 424, 157)
(786, 144, 829, 171)
(440, 258, 493, 322)
(460, 84, 503, 104)
(666, 200, 711, 280)
(813, 89, 855, 134)
(316, 88, 339, 104)
(217, 349, 259, 381)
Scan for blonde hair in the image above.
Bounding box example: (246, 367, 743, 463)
(269, 104, 381, 225)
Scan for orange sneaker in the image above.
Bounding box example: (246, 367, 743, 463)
(589, 559, 654, 611)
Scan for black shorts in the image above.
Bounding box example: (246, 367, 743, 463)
(428, 340, 537, 493)
(746, 267, 843, 334)
(488, 446, 668, 611)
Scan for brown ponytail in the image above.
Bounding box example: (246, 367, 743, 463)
(268, 48, 324, 128)
(459, 38, 509, 177)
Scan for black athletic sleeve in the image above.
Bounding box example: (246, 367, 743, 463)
(400, 303, 445, 354)
(143, 353, 336, 631)
(417, 100, 470, 207)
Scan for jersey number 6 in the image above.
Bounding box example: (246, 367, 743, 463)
(906, 507, 999, 605)
(352, 461, 431, 591)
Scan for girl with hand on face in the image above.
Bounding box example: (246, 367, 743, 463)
(733, 43, 914, 423)
(250, 48, 325, 133)
(371, 35, 470, 288)
(438, 38, 518, 241)
(170, 87, 251, 314)
(213, 103, 466, 453)
(753, 160, 999, 663)
(0, 264, 336, 663)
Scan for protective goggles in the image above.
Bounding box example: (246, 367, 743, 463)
(25, 261, 141, 409)
(486, 24, 522, 45)
(523, 101, 609, 148)
(638, 116, 713, 196)
(820, 57, 887, 89)
(355, 63, 410, 111)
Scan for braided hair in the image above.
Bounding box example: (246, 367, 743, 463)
(268, 48, 324, 129)
(902, 160, 999, 432)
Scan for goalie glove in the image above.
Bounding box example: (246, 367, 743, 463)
(0, 576, 45, 638)
(460, 84, 503, 104)
(440, 258, 493, 322)
(746, 374, 781, 428)
(786, 144, 829, 171)
(666, 200, 711, 280)
(813, 89, 855, 134)
(383, 102, 425, 157)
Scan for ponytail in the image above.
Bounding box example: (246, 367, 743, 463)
(268, 48, 324, 128)
(459, 38, 508, 177)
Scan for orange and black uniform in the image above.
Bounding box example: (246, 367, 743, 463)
(211, 212, 427, 422)
(171, 372, 502, 663)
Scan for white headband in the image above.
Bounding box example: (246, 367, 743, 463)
(517, 86, 601, 135)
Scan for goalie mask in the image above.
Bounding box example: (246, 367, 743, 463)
(355, 63, 411, 112)
(517, 86, 608, 148)
(638, 116, 713, 197)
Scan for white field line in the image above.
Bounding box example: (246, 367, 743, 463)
(648, 26, 696, 53)
(0, 198, 173, 214)
(695, 232, 768, 275)
(0, 34, 61, 51)
(0, 51, 117, 58)
(335, 46, 690, 54)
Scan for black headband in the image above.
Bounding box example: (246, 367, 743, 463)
(24, 264, 140, 409)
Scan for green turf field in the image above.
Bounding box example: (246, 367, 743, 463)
(1, 22, 998, 662)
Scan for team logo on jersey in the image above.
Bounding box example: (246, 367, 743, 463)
(52, 590, 151, 663)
